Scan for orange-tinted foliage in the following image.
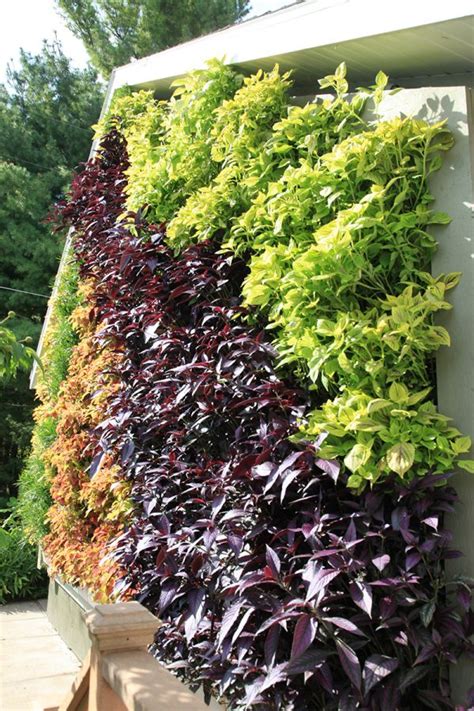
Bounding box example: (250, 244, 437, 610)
(43, 289, 132, 602)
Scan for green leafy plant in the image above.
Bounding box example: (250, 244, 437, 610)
(167, 65, 292, 250)
(123, 60, 242, 223)
(17, 417, 57, 543)
(255, 273, 459, 391)
(35, 259, 80, 400)
(0, 505, 48, 604)
(0, 313, 38, 379)
(237, 102, 472, 487)
(17, 259, 80, 544)
(301, 385, 472, 490)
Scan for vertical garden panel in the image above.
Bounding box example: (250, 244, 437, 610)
(32, 75, 473, 705)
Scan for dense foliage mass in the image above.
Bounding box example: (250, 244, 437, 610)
(0, 40, 103, 507)
(39, 132, 133, 599)
(0, 523, 48, 604)
(56, 0, 250, 76)
(38, 62, 473, 707)
(16, 259, 80, 544)
(0, 259, 82, 606)
(0, 314, 48, 604)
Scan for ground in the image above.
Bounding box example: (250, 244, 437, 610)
(0, 599, 80, 710)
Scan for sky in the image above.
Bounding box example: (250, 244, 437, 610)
(0, 0, 292, 82)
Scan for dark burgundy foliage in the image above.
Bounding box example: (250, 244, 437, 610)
(54, 129, 473, 710)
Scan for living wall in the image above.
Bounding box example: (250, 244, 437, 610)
(17, 258, 80, 544)
(35, 62, 473, 708)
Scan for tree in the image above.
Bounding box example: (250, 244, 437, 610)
(0, 40, 103, 504)
(56, 0, 250, 77)
(0, 40, 103, 323)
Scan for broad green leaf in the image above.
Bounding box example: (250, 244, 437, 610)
(367, 399, 391, 414)
(406, 387, 431, 406)
(388, 382, 409, 404)
(317, 445, 344, 460)
(347, 474, 363, 489)
(452, 436, 472, 455)
(457, 460, 474, 473)
(387, 443, 415, 476)
(344, 443, 372, 473)
(337, 351, 351, 372)
(428, 211, 452, 225)
(375, 70, 388, 90)
(316, 319, 335, 335)
(335, 62, 347, 79)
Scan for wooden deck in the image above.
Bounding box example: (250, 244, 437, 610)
(0, 599, 80, 711)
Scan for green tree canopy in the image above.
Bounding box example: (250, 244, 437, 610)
(0, 39, 103, 324)
(0, 40, 103, 506)
(56, 0, 250, 77)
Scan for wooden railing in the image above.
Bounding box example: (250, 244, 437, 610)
(44, 602, 221, 711)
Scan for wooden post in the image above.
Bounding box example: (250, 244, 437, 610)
(85, 603, 159, 711)
(47, 602, 160, 711)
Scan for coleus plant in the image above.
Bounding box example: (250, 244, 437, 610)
(42, 296, 132, 600)
(43, 132, 134, 599)
(50, 128, 473, 708)
(18, 259, 80, 545)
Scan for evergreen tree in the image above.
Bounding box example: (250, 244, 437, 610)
(56, 0, 250, 76)
(0, 40, 103, 504)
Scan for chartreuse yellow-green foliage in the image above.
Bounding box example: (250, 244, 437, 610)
(96, 60, 473, 490)
(97, 59, 242, 223)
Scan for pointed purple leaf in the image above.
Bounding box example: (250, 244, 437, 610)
(275, 451, 304, 477)
(218, 603, 242, 646)
(266, 545, 281, 577)
(373, 554, 390, 572)
(280, 468, 300, 502)
(159, 581, 179, 614)
(406, 550, 421, 570)
(264, 624, 280, 668)
(336, 638, 362, 691)
(315, 457, 340, 482)
(89, 452, 104, 478)
(422, 515, 439, 530)
(322, 617, 366, 637)
(306, 568, 341, 602)
(290, 614, 317, 660)
(363, 654, 399, 694)
(349, 581, 373, 617)
(259, 662, 288, 693)
(286, 648, 330, 675)
(231, 608, 254, 645)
